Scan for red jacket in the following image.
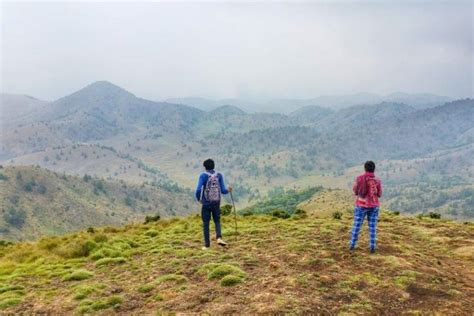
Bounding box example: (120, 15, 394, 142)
(353, 172, 382, 208)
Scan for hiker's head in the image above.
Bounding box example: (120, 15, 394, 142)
(203, 159, 215, 171)
(364, 161, 376, 172)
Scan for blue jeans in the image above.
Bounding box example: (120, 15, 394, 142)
(201, 204, 222, 247)
(350, 206, 379, 250)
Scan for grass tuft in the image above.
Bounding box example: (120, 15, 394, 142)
(95, 257, 126, 267)
(63, 269, 94, 281)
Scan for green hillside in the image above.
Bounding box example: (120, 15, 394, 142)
(1, 82, 473, 220)
(0, 189, 472, 314)
(0, 166, 194, 241)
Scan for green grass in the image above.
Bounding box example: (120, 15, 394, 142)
(62, 269, 94, 281)
(0, 202, 472, 314)
(95, 257, 126, 267)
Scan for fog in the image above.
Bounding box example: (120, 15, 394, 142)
(1, 1, 472, 101)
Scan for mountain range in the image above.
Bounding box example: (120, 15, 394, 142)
(165, 92, 453, 113)
(1, 81, 473, 240)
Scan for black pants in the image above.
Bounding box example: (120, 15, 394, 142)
(201, 204, 222, 247)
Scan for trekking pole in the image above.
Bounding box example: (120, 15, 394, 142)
(230, 191, 238, 241)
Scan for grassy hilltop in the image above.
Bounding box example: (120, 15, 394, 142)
(0, 190, 473, 314)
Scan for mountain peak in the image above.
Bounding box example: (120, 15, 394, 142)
(77, 81, 135, 98)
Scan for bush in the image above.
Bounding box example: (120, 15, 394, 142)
(428, 212, 441, 219)
(208, 264, 246, 280)
(93, 234, 108, 243)
(87, 227, 96, 234)
(242, 210, 253, 217)
(71, 240, 97, 258)
(271, 209, 290, 219)
(293, 208, 307, 219)
(392, 211, 400, 216)
(0, 240, 13, 247)
(221, 204, 233, 216)
(332, 211, 343, 220)
(145, 230, 159, 237)
(220, 274, 243, 287)
(23, 180, 36, 192)
(4, 207, 26, 228)
(0, 173, 8, 181)
(63, 269, 94, 281)
(144, 214, 161, 224)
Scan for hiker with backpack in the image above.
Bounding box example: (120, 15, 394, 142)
(195, 159, 232, 250)
(350, 161, 383, 253)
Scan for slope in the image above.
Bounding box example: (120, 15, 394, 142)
(0, 165, 194, 241)
(0, 190, 472, 314)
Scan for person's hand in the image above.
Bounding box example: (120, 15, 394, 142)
(228, 186, 233, 193)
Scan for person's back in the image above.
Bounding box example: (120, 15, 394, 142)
(195, 159, 232, 249)
(350, 161, 382, 253)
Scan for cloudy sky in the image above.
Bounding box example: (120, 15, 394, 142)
(1, 0, 472, 101)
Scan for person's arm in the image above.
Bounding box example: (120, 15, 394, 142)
(218, 173, 230, 194)
(195, 174, 206, 201)
(377, 179, 383, 198)
(352, 177, 359, 196)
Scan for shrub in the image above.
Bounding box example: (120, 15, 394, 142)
(37, 183, 47, 194)
(144, 214, 161, 224)
(0, 241, 13, 247)
(242, 210, 253, 217)
(95, 257, 126, 267)
(208, 264, 246, 280)
(392, 211, 400, 216)
(0, 173, 8, 181)
(294, 209, 307, 216)
(23, 180, 36, 192)
(332, 211, 343, 220)
(220, 274, 243, 287)
(70, 240, 97, 258)
(93, 234, 108, 243)
(63, 269, 94, 281)
(221, 204, 233, 216)
(428, 212, 441, 219)
(271, 209, 290, 219)
(3, 207, 26, 228)
(87, 227, 96, 234)
(145, 230, 159, 237)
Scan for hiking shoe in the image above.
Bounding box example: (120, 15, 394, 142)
(217, 238, 227, 247)
(349, 245, 355, 252)
(202, 246, 210, 250)
(370, 248, 376, 254)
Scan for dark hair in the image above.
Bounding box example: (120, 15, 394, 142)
(203, 159, 215, 170)
(364, 161, 375, 172)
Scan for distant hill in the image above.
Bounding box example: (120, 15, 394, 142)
(0, 93, 49, 123)
(166, 92, 452, 113)
(0, 81, 472, 219)
(0, 165, 195, 241)
(0, 188, 472, 313)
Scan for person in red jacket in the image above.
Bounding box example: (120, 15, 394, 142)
(350, 161, 382, 253)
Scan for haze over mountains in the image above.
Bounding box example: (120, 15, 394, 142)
(166, 92, 452, 113)
(0, 81, 473, 240)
